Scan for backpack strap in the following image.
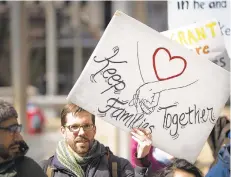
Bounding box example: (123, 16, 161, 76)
(46, 166, 54, 177)
(112, 162, 118, 177)
(105, 147, 121, 177)
(41, 156, 55, 177)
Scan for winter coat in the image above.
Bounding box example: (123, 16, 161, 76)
(0, 156, 47, 177)
(40, 145, 152, 177)
(206, 144, 230, 177)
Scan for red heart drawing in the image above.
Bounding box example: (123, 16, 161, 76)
(152, 47, 187, 81)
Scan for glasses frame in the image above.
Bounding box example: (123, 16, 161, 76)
(0, 124, 22, 134)
(64, 124, 95, 133)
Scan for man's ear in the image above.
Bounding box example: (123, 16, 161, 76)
(61, 126, 66, 138)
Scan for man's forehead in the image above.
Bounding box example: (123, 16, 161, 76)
(66, 112, 92, 123)
(0, 117, 18, 127)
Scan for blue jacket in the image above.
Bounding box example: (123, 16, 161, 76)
(206, 143, 230, 177)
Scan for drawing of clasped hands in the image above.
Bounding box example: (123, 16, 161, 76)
(129, 83, 161, 115)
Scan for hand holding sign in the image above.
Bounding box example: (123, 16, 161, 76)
(131, 128, 152, 158)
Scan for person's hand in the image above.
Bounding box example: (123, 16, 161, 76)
(129, 83, 161, 115)
(130, 128, 152, 158)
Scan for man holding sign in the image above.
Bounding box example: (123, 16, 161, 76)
(39, 103, 153, 177)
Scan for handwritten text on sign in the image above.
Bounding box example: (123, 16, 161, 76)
(167, 22, 216, 54)
(168, 0, 230, 57)
(91, 45, 216, 140)
(67, 11, 230, 162)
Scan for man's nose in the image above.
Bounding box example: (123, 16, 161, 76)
(14, 132, 23, 141)
(78, 127, 85, 135)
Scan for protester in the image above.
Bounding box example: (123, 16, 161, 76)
(0, 100, 46, 177)
(207, 116, 230, 159)
(153, 158, 203, 177)
(206, 131, 230, 177)
(40, 103, 153, 177)
(130, 138, 173, 172)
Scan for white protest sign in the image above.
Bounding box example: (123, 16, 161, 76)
(161, 19, 230, 71)
(67, 11, 230, 163)
(167, 0, 230, 57)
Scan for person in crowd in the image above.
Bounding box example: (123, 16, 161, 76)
(207, 116, 230, 160)
(40, 103, 153, 177)
(130, 138, 173, 173)
(206, 130, 230, 177)
(0, 100, 47, 177)
(153, 158, 203, 177)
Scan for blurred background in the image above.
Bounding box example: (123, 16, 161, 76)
(0, 1, 229, 176)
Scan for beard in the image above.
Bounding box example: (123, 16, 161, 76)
(0, 144, 11, 160)
(67, 135, 93, 156)
(0, 141, 28, 161)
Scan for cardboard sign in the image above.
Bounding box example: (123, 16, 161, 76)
(162, 19, 230, 71)
(67, 11, 230, 163)
(168, 0, 230, 57)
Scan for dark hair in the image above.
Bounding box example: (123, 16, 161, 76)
(60, 103, 95, 126)
(154, 158, 203, 177)
(0, 100, 18, 124)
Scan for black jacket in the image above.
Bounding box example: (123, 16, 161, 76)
(0, 156, 47, 177)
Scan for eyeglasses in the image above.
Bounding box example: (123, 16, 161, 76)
(64, 124, 94, 132)
(0, 124, 22, 134)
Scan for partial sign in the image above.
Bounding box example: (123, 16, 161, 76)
(67, 11, 230, 163)
(162, 19, 230, 71)
(167, 0, 230, 57)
